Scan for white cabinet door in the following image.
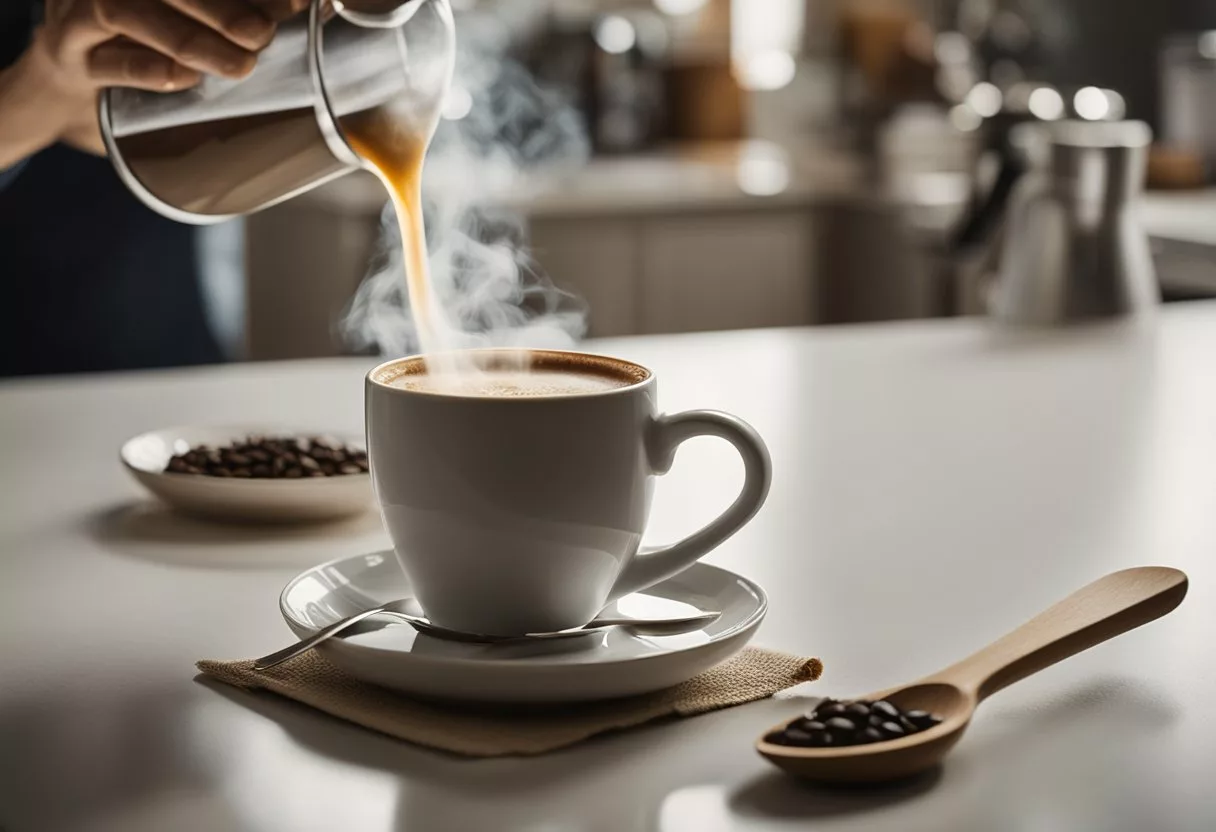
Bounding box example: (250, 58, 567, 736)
(529, 218, 640, 337)
(638, 212, 814, 333)
(246, 204, 379, 360)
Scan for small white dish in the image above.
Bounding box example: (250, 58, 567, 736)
(278, 551, 768, 703)
(121, 425, 374, 523)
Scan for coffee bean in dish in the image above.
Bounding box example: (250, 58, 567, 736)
(165, 436, 369, 479)
(763, 698, 942, 748)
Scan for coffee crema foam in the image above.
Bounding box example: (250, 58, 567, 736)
(378, 352, 648, 398)
(388, 369, 630, 397)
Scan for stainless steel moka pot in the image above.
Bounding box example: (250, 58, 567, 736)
(98, 0, 454, 224)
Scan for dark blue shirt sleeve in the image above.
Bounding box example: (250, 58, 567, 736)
(0, 159, 28, 191)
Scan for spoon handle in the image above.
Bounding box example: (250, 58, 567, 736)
(253, 605, 396, 671)
(933, 566, 1188, 701)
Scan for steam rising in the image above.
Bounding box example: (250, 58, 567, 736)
(341, 6, 590, 361)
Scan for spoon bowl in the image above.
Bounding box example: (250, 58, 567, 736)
(758, 682, 973, 783)
(758, 566, 1188, 784)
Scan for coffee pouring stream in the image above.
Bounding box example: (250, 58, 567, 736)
(99, 0, 454, 223)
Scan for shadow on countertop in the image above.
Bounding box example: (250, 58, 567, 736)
(85, 499, 388, 570)
(730, 766, 942, 819)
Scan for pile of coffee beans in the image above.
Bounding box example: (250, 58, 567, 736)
(764, 698, 942, 748)
(165, 436, 369, 479)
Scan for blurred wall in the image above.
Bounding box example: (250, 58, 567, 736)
(1043, 0, 1216, 126)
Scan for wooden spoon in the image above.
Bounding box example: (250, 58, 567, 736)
(757, 566, 1188, 784)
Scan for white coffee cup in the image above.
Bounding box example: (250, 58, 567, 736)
(366, 348, 771, 636)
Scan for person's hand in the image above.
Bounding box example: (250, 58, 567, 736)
(0, 0, 309, 164)
(37, 0, 317, 93)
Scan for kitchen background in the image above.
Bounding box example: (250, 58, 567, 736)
(196, 0, 1216, 360)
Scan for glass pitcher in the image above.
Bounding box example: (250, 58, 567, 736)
(98, 0, 454, 224)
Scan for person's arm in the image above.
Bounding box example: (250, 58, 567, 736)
(0, 36, 92, 171)
(0, 0, 306, 173)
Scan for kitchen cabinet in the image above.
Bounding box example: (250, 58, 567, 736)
(638, 212, 814, 332)
(245, 199, 379, 360)
(240, 142, 929, 358)
(528, 210, 816, 339)
(527, 218, 640, 338)
(244, 175, 826, 358)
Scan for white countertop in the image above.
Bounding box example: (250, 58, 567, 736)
(4, 305, 1216, 831)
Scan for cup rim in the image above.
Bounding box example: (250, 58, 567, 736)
(366, 347, 654, 401)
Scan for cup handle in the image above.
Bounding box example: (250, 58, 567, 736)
(607, 410, 772, 601)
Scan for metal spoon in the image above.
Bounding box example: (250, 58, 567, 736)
(254, 602, 721, 671)
(757, 566, 1188, 784)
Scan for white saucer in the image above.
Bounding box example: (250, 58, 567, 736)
(121, 425, 374, 523)
(279, 551, 768, 703)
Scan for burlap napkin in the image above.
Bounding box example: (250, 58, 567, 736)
(197, 648, 822, 757)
